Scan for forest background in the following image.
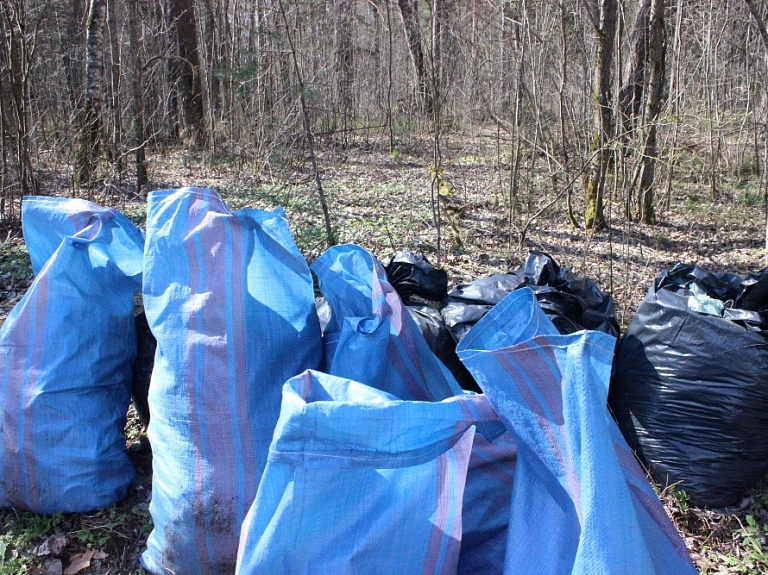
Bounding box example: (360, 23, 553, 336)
(2, 0, 768, 573)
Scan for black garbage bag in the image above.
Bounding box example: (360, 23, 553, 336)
(609, 263, 768, 507)
(131, 311, 156, 426)
(407, 305, 480, 392)
(442, 251, 619, 343)
(384, 251, 479, 390)
(385, 250, 449, 303)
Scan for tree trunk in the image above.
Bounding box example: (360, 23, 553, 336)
(61, 0, 86, 112)
(0, 0, 37, 207)
(128, 0, 147, 191)
(106, 0, 122, 176)
(584, 0, 618, 231)
(335, 0, 354, 146)
(620, 0, 652, 138)
(637, 0, 667, 224)
(743, 0, 768, 251)
(397, 0, 433, 116)
(170, 0, 206, 148)
(74, 0, 106, 187)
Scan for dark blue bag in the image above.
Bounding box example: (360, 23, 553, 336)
(0, 197, 143, 513)
(140, 188, 322, 575)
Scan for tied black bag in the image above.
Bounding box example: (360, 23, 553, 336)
(610, 263, 768, 507)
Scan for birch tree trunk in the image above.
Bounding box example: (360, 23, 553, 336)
(74, 0, 106, 187)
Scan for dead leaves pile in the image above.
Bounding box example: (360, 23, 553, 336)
(30, 535, 108, 575)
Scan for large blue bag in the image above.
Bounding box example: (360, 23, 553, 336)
(457, 288, 697, 575)
(311, 243, 517, 574)
(236, 369, 499, 575)
(140, 188, 322, 575)
(0, 197, 143, 513)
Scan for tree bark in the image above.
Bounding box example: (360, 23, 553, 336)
(397, 0, 433, 116)
(743, 0, 768, 251)
(74, 0, 106, 187)
(584, 0, 618, 231)
(106, 0, 121, 175)
(0, 0, 37, 199)
(128, 0, 147, 191)
(170, 0, 206, 148)
(620, 0, 652, 137)
(637, 0, 667, 224)
(335, 0, 354, 145)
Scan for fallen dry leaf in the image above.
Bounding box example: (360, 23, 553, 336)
(63, 550, 93, 575)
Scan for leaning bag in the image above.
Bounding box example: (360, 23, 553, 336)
(311, 243, 463, 401)
(140, 188, 322, 575)
(458, 288, 697, 575)
(0, 197, 143, 514)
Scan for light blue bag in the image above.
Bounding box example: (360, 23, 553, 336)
(0, 197, 143, 513)
(140, 188, 322, 575)
(235, 369, 499, 575)
(311, 243, 517, 573)
(457, 288, 698, 575)
(311, 244, 463, 401)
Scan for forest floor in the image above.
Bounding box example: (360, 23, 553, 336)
(1, 132, 767, 574)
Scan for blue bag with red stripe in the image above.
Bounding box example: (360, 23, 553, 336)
(140, 188, 322, 575)
(457, 288, 697, 575)
(235, 369, 499, 575)
(0, 197, 142, 514)
(310, 244, 517, 574)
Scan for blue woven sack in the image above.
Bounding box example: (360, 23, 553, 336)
(457, 288, 698, 575)
(235, 369, 499, 575)
(0, 197, 143, 513)
(140, 188, 322, 575)
(311, 244, 463, 400)
(311, 243, 517, 573)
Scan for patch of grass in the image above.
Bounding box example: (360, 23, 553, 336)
(682, 194, 712, 217)
(0, 512, 66, 574)
(121, 203, 148, 231)
(736, 185, 762, 208)
(0, 240, 32, 282)
(653, 233, 673, 250)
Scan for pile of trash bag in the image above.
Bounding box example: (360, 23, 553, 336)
(0, 190, 700, 575)
(441, 250, 620, 342)
(237, 287, 696, 575)
(610, 263, 768, 507)
(385, 250, 619, 392)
